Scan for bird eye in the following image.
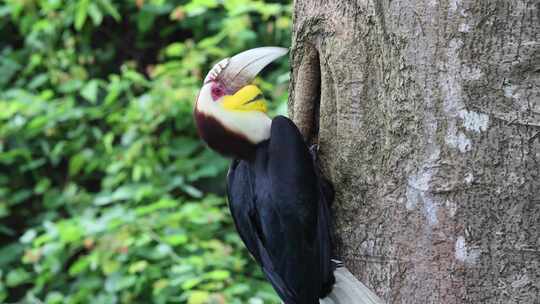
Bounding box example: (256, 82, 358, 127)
(211, 85, 224, 101)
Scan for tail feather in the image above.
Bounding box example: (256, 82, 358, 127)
(320, 266, 385, 304)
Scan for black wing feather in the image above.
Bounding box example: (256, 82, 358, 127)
(227, 156, 298, 302)
(227, 116, 334, 304)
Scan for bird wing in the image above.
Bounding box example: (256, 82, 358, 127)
(227, 116, 332, 304)
(227, 157, 298, 303)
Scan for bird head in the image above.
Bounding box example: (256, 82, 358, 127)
(194, 47, 287, 159)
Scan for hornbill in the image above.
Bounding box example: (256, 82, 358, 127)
(193, 47, 385, 304)
(193, 47, 336, 304)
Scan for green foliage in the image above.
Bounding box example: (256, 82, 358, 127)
(0, 0, 291, 303)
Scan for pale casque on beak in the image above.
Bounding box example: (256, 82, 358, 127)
(204, 46, 288, 94)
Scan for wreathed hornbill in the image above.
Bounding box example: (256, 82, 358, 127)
(193, 47, 336, 304)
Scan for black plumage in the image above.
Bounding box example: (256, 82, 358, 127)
(227, 116, 335, 304)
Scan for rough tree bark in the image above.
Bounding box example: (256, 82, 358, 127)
(289, 1, 539, 303)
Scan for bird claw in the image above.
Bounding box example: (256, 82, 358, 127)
(309, 144, 319, 162)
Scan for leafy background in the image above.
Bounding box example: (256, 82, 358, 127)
(0, 0, 291, 303)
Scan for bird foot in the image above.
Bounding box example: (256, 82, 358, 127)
(309, 144, 319, 162)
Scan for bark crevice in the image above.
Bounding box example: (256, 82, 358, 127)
(291, 43, 321, 145)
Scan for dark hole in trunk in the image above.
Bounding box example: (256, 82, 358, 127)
(293, 44, 321, 146)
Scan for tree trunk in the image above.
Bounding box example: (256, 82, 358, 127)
(289, 1, 539, 303)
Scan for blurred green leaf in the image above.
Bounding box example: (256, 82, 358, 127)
(45, 292, 65, 304)
(19, 229, 36, 244)
(137, 10, 157, 33)
(88, 3, 103, 25)
(182, 277, 203, 290)
(128, 260, 148, 273)
(6, 268, 31, 287)
(188, 290, 210, 304)
(97, 0, 121, 21)
(81, 80, 99, 103)
(0, 0, 290, 302)
(205, 270, 230, 281)
(68, 256, 91, 276)
(165, 43, 186, 57)
(0, 244, 24, 268)
(163, 234, 188, 245)
(105, 273, 136, 292)
(75, 0, 90, 30)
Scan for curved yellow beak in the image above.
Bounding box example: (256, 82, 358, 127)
(221, 85, 267, 113)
